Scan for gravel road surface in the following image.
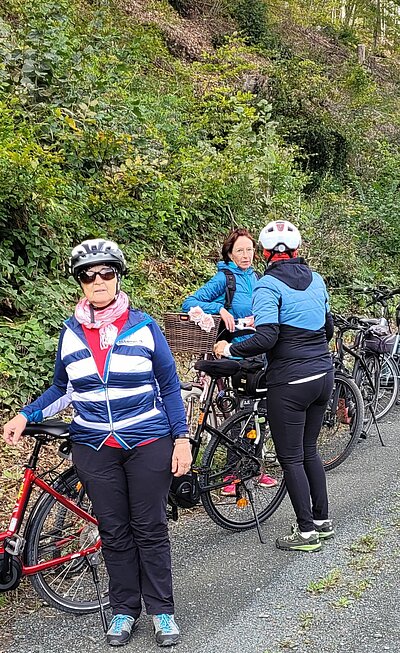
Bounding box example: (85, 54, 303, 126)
(1, 408, 399, 653)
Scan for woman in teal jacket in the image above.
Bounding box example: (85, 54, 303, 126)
(182, 227, 277, 493)
(182, 228, 258, 332)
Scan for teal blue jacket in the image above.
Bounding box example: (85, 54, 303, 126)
(182, 261, 258, 318)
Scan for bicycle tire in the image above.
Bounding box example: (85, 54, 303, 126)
(376, 355, 399, 420)
(353, 354, 380, 434)
(183, 388, 217, 440)
(25, 467, 110, 614)
(318, 372, 364, 471)
(199, 409, 286, 531)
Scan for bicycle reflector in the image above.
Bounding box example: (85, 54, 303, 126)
(236, 498, 249, 509)
(246, 429, 257, 439)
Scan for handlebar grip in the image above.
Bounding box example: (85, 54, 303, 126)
(216, 326, 256, 343)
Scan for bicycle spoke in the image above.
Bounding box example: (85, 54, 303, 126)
(200, 409, 286, 531)
(26, 468, 110, 614)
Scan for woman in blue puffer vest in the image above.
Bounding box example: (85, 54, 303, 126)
(3, 239, 189, 648)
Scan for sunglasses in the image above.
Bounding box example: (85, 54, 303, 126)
(78, 268, 117, 284)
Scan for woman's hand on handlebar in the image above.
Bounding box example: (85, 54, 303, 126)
(214, 340, 228, 359)
(219, 307, 235, 332)
(2, 413, 27, 446)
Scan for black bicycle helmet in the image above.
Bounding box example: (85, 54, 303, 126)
(69, 239, 127, 280)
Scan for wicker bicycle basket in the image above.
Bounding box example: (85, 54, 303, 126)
(163, 313, 221, 355)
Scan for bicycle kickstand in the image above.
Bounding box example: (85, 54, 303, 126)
(370, 407, 386, 447)
(245, 486, 266, 544)
(88, 553, 109, 634)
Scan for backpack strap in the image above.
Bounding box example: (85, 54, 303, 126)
(221, 269, 236, 310)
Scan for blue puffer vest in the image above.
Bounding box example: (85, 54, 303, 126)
(21, 309, 187, 449)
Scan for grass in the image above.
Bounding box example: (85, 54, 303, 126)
(307, 568, 342, 594)
(349, 533, 379, 555)
(347, 552, 383, 573)
(299, 611, 314, 630)
(278, 638, 299, 650)
(332, 595, 353, 609)
(348, 578, 372, 599)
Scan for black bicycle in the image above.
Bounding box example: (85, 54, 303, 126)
(170, 357, 286, 543)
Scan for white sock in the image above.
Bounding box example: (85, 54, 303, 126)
(313, 519, 328, 526)
(300, 530, 317, 538)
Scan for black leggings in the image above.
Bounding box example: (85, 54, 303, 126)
(267, 371, 334, 532)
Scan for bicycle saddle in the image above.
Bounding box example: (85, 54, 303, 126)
(23, 420, 70, 438)
(194, 359, 241, 378)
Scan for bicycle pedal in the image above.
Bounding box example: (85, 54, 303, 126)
(5, 534, 25, 556)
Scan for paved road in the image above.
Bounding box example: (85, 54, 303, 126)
(1, 408, 399, 653)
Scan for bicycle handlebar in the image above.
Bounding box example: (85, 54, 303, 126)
(332, 314, 371, 331)
(216, 324, 256, 343)
(332, 286, 400, 305)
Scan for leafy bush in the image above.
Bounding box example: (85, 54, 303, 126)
(0, 0, 399, 416)
(0, 318, 58, 416)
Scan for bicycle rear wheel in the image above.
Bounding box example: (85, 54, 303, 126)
(318, 372, 364, 471)
(199, 409, 286, 531)
(25, 467, 110, 614)
(376, 355, 399, 420)
(353, 354, 380, 434)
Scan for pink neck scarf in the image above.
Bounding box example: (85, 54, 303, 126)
(75, 291, 129, 349)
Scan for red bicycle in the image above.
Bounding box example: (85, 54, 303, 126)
(0, 420, 109, 625)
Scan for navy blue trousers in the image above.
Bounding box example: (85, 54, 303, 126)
(267, 371, 334, 532)
(72, 436, 174, 618)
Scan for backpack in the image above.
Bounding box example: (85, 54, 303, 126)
(221, 269, 236, 310)
(221, 268, 261, 309)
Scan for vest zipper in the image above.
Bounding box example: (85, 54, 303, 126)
(64, 317, 153, 437)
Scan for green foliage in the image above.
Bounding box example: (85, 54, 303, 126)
(231, 0, 269, 44)
(0, 318, 58, 415)
(0, 0, 399, 415)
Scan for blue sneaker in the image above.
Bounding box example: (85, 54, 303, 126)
(152, 614, 180, 647)
(106, 614, 138, 647)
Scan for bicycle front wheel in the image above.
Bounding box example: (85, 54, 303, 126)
(199, 409, 286, 531)
(25, 467, 110, 614)
(318, 372, 364, 471)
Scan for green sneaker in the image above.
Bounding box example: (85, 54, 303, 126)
(314, 519, 335, 540)
(276, 525, 321, 552)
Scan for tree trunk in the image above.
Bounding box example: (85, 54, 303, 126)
(357, 43, 366, 63)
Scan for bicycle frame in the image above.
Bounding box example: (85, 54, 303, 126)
(334, 322, 378, 392)
(193, 417, 263, 492)
(0, 441, 100, 579)
(188, 372, 263, 488)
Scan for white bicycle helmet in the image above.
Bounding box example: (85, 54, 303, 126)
(259, 220, 301, 253)
(69, 239, 127, 279)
